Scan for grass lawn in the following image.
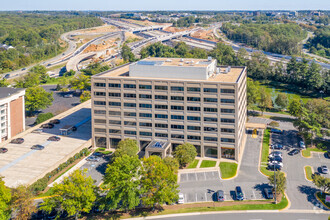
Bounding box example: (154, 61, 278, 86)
(302, 148, 326, 158)
(95, 147, 113, 155)
(187, 159, 199, 169)
(220, 162, 238, 179)
(304, 166, 313, 181)
(260, 129, 273, 176)
(200, 160, 217, 168)
(35, 187, 55, 198)
(316, 192, 330, 209)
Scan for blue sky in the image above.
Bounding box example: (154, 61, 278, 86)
(2, 0, 329, 11)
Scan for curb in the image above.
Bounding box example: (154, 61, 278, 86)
(301, 150, 312, 158)
(258, 129, 268, 177)
(315, 192, 330, 210)
(303, 165, 313, 182)
(219, 162, 239, 180)
(280, 193, 291, 211)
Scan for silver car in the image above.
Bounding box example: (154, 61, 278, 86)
(321, 166, 328, 174)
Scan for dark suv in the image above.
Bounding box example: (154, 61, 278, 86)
(40, 123, 54, 129)
(49, 119, 60, 124)
(0, 148, 8, 153)
(216, 190, 224, 202)
(10, 138, 24, 144)
(235, 186, 244, 201)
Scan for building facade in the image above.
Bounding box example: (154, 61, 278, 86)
(91, 57, 247, 161)
(0, 87, 25, 143)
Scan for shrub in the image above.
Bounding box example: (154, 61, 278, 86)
(35, 112, 54, 124)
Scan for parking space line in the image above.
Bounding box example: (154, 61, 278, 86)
(252, 190, 256, 200)
(205, 192, 207, 202)
(203, 172, 206, 180)
(195, 173, 197, 181)
(195, 193, 198, 202)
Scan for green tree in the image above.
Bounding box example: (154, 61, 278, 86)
(14, 72, 40, 88)
(247, 78, 261, 108)
(121, 44, 136, 62)
(11, 185, 37, 220)
(140, 156, 179, 209)
(163, 157, 180, 173)
(103, 155, 141, 211)
(173, 143, 197, 168)
(275, 93, 289, 110)
(0, 176, 11, 220)
(25, 86, 53, 115)
(113, 138, 139, 158)
(0, 78, 9, 87)
(69, 73, 90, 91)
(312, 174, 330, 193)
(40, 169, 97, 220)
(80, 90, 91, 103)
(268, 171, 286, 202)
(288, 99, 303, 117)
(258, 87, 272, 115)
(29, 65, 48, 83)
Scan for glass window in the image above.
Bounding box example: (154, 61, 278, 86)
(94, 101, 106, 106)
(140, 131, 152, 136)
(221, 128, 235, 133)
(204, 137, 218, 142)
(187, 106, 201, 111)
(94, 110, 106, 115)
(155, 123, 168, 128)
(139, 84, 152, 90)
(155, 105, 168, 109)
(171, 86, 184, 91)
(187, 97, 200, 102)
(221, 99, 235, 104)
(109, 129, 121, 134)
(187, 87, 200, 92)
(124, 84, 136, 89)
(94, 82, 106, 87)
(124, 103, 136, 108)
(94, 119, 106, 124)
(95, 128, 106, 133)
(171, 115, 184, 120)
(221, 108, 235, 113)
(221, 148, 235, 159)
(124, 112, 136, 117)
(155, 85, 168, 90)
(221, 138, 235, 143)
(171, 124, 184, 130)
(109, 102, 121, 106)
(204, 117, 217, 122)
(204, 107, 218, 112)
(124, 93, 136, 98)
(204, 88, 218, 93)
(140, 122, 152, 127)
(171, 106, 184, 110)
(139, 103, 152, 108)
(156, 133, 168, 138)
(95, 137, 106, 148)
(139, 113, 152, 118)
(171, 134, 184, 139)
(221, 89, 235, 94)
(171, 96, 184, 101)
(124, 130, 136, 135)
(109, 120, 121, 125)
(139, 94, 152, 99)
(221, 118, 235, 123)
(94, 92, 106, 96)
(109, 93, 121, 97)
(109, 83, 121, 88)
(204, 97, 217, 103)
(155, 114, 168, 119)
(187, 116, 200, 121)
(204, 127, 217, 132)
(187, 135, 201, 140)
(187, 126, 200, 131)
(155, 95, 167, 100)
(110, 111, 121, 116)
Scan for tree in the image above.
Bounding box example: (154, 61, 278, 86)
(25, 86, 53, 115)
(275, 93, 289, 110)
(103, 155, 141, 211)
(0, 78, 9, 87)
(69, 73, 90, 92)
(40, 169, 97, 220)
(113, 138, 139, 158)
(268, 171, 286, 202)
(80, 90, 91, 103)
(258, 87, 273, 115)
(173, 143, 197, 168)
(14, 72, 40, 88)
(140, 156, 179, 209)
(163, 157, 179, 173)
(0, 176, 11, 220)
(312, 174, 330, 193)
(121, 44, 136, 62)
(11, 185, 37, 220)
(29, 65, 49, 83)
(288, 99, 303, 117)
(247, 78, 261, 108)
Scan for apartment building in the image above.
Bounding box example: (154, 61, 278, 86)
(0, 87, 25, 143)
(91, 57, 247, 161)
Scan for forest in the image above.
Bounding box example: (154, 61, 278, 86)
(221, 22, 307, 55)
(0, 13, 103, 74)
(307, 26, 330, 59)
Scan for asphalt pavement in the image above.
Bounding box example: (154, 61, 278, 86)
(80, 154, 111, 186)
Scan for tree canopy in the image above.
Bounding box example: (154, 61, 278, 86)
(173, 143, 197, 168)
(0, 176, 11, 220)
(24, 86, 54, 114)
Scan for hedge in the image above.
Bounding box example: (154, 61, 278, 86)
(35, 112, 54, 124)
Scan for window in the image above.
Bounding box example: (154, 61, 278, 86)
(187, 116, 200, 121)
(188, 135, 201, 140)
(155, 95, 167, 100)
(171, 105, 184, 110)
(109, 120, 121, 125)
(155, 114, 168, 119)
(140, 131, 152, 136)
(94, 110, 106, 115)
(221, 108, 235, 113)
(123, 121, 136, 126)
(187, 126, 200, 131)
(109, 129, 121, 134)
(95, 128, 106, 133)
(204, 127, 217, 132)
(124, 93, 136, 98)
(110, 111, 121, 116)
(94, 82, 106, 87)
(125, 130, 136, 135)
(124, 84, 136, 89)
(155, 105, 168, 109)
(156, 133, 168, 138)
(140, 113, 152, 118)
(139, 103, 152, 109)
(155, 85, 167, 90)
(221, 128, 235, 133)
(109, 102, 121, 107)
(204, 107, 217, 112)
(94, 119, 106, 124)
(171, 96, 184, 101)
(124, 103, 136, 108)
(187, 97, 200, 102)
(221, 118, 235, 123)
(171, 134, 184, 139)
(94, 92, 105, 96)
(204, 88, 218, 93)
(221, 138, 235, 143)
(140, 122, 152, 127)
(221, 89, 235, 94)
(171, 86, 184, 91)
(204, 137, 218, 142)
(221, 99, 235, 104)
(139, 94, 152, 99)
(204, 117, 217, 122)
(94, 101, 106, 106)
(139, 84, 152, 90)
(171, 124, 184, 130)
(109, 93, 121, 97)
(155, 123, 168, 128)
(171, 115, 184, 120)
(124, 112, 136, 117)
(187, 106, 200, 111)
(109, 83, 121, 88)
(187, 87, 200, 92)
(204, 97, 217, 103)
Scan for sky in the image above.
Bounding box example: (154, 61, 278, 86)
(1, 0, 329, 11)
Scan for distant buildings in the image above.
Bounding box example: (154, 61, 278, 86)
(0, 44, 15, 51)
(0, 87, 26, 143)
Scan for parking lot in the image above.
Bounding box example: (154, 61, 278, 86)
(80, 155, 111, 186)
(0, 104, 91, 188)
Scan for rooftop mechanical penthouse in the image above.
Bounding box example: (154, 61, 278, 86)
(91, 57, 247, 161)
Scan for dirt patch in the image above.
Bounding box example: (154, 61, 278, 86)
(79, 24, 119, 34)
(191, 29, 218, 42)
(164, 26, 191, 33)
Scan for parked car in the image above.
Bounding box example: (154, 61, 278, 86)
(267, 164, 282, 171)
(271, 144, 284, 150)
(86, 156, 100, 162)
(299, 141, 306, 149)
(270, 128, 283, 134)
(31, 145, 44, 150)
(269, 151, 283, 157)
(288, 149, 300, 156)
(264, 187, 274, 199)
(93, 152, 103, 157)
(269, 153, 283, 159)
(216, 190, 225, 202)
(49, 119, 60, 124)
(10, 138, 24, 144)
(64, 94, 73, 98)
(47, 136, 61, 141)
(32, 128, 43, 133)
(235, 186, 244, 201)
(178, 193, 184, 204)
(0, 148, 8, 153)
(321, 165, 329, 174)
(269, 155, 283, 162)
(268, 161, 283, 168)
(40, 123, 54, 129)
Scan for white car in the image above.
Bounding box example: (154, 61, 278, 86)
(268, 161, 283, 168)
(178, 193, 184, 204)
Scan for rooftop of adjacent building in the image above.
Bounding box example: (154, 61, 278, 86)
(0, 87, 25, 100)
(94, 57, 246, 83)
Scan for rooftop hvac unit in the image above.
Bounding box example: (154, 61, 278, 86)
(166, 59, 172, 62)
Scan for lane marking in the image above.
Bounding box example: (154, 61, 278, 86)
(0, 150, 37, 173)
(203, 172, 206, 180)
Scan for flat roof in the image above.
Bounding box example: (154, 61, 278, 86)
(134, 57, 214, 68)
(0, 87, 25, 100)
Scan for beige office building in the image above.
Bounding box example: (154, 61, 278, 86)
(91, 57, 247, 161)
